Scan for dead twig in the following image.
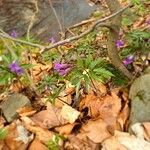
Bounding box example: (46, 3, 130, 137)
(0, 3, 131, 54)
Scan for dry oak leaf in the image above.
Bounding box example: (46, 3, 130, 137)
(79, 118, 112, 143)
(21, 116, 54, 144)
(30, 102, 68, 129)
(65, 135, 99, 150)
(79, 92, 121, 122)
(117, 103, 129, 131)
(55, 123, 75, 135)
(17, 106, 36, 117)
(4, 122, 31, 150)
(60, 105, 80, 124)
(28, 138, 48, 150)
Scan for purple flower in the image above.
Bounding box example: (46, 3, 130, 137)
(54, 62, 72, 76)
(48, 37, 56, 43)
(10, 30, 17, 38)
(123, 55, 134, 66)
(9, 61, 24, 75)
(115, 40, 124, 48)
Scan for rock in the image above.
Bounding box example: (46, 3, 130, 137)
(2, 93, 31, 122)
(0, 0, 96, 41)
(129, 72, 150, 129)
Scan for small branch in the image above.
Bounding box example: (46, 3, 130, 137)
(40, 3, 130, 53)
(69, 18, 96, 29)
(0, 3, 130, 54)
(0, 30, 44, 49)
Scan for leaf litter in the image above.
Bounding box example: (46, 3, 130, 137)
(0, 1, 150, 150)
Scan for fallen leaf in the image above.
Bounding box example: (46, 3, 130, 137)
(55, 124, 75, 135)
(21, 117, 54, 144)
(4, 122, 31, 150)
(79, 92, 121, 124)
(65, 135, 99, 150)
(0, 116, 6, 127)
(60, 105, 80, 124)
(142, 122, 150, 142)
(17, 106, 36, 117)
(31, 103, 67, 129)
(117, 103, 129, 131)
(102, 125, 150, 150)
(79, 118, 112, 143)
(29, 138, 48, 150)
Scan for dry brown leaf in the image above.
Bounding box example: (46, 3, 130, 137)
(60, 105, 80, 124)
(65, 135, 99, 150)
(30, 103, 67, 129)
(17, 106, 36, 117)
(117, 103, 129, 131)
(79, 94, 101, 118)
(4, 122, 30, 150)
(55, 124, 75, 135)
(21, 117, 54, 144)
(55, 94, 72, 108)
(79, 118, 112, 143)
(28, 138, 48, 150)
(0, 116, 6, 127)
(80, 92, 121, 124)
(142, 122, 150, 142)
(92, 81, 107, 95)
(0, 140, 9, 150)
(102, 132, 128, 150)
(9, 81, 24, 92)
(102, 126, 150, 150)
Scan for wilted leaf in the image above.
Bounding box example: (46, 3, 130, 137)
(17, 106, 36, 117)
(4, 122, 31, 150)
(79, 118, 112, 143)
(21, 117, 54, 144)
(60, 105, 80, 124)
(55, 124, 75, 135)
(30, 102, 67, 129)
(29, 138, 48, 150)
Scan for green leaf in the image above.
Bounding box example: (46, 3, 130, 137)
(21, 64, 34, 69)
(89, 72, 103, 82)
(93, 68, 114, 77)
(90, 59, 102, 69)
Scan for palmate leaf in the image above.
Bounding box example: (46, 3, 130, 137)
(89, 72, 103, 82)
(93, 68, 114, 77)
(90, 59, 103, 70)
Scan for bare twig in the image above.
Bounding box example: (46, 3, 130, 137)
(40, 3, 130, 53)
(0, 30, 44, 49)
(69, 18, 96, 29)
(0, 3, 130, 54)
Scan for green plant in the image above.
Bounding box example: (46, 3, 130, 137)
(68, 55, 114, 93)
(126, 30, 150, 52)
(47, 134, 65, 150)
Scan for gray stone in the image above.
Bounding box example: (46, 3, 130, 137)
(0, 0, 96, 41)
(129, 72, 150, 129)
(2, 93, 31, 122)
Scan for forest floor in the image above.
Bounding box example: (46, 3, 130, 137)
(0, 0, 150, 150)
